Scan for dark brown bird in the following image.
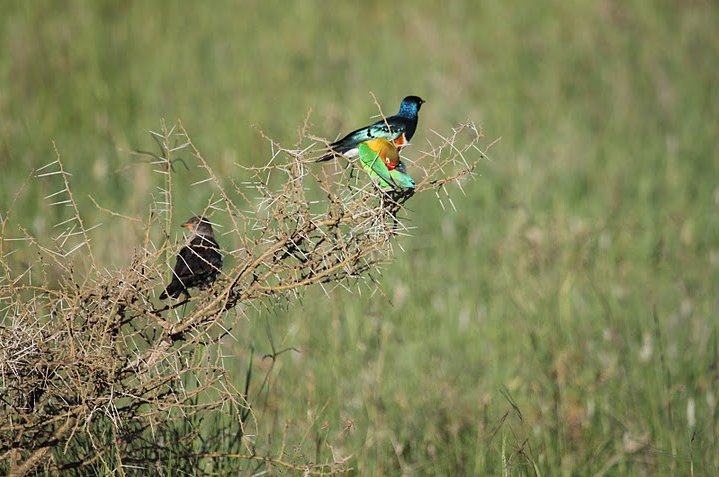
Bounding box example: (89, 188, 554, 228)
(159, 216, 223, 299)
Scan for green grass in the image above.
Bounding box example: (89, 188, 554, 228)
(2, 0, 718, 474)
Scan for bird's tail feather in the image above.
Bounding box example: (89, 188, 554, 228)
(159, 279, 184, 300)
(315, 152, 338, 163)
(316, 137, 356, 162)
(315, 145, 360, 163)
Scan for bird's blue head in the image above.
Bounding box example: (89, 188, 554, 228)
(397, 95, 425, 118)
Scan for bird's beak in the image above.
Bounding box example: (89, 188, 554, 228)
(180, 222, 193, 229)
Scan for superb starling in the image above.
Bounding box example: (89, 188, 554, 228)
(159, 216, 223, 299)
(317, 96, 425, 162)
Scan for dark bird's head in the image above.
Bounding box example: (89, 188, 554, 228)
(398, 95, 425, 118)
(181, 216, 215, 237)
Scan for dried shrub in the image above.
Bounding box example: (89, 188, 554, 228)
(0, 118, 485, 475)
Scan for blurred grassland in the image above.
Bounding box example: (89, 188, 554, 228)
(1, 0, 718, 475)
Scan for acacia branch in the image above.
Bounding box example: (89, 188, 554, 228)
(0, 119, 485, 475)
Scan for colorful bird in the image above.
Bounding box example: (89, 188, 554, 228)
(317, 95, 425, 162)
(358, 138, 415, 190)
(365, 137, 401, 170)
(159, 216, 223, 299)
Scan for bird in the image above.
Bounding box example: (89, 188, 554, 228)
(363, 136, 402, 170)
(316, 95, 425, 162)
(358, 138, 415, 190)
(159, 216, 223, 299)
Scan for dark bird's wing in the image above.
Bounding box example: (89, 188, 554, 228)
(159, 246, 195, 299)
(316, 116, 412, 162)
(160, 236, 223, 299)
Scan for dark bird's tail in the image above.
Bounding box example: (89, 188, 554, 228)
(315, 146, 347, 162)
(159, 279, 185, 300)
(315, 152, 337, 163)
(315, 138, 353, 162)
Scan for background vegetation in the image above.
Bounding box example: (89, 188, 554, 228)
(1, 0, 717, 475)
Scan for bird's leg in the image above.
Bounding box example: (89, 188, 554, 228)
(346, 159, 356, 181)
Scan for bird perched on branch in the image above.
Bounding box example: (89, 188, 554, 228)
(159, 216, 223, 299)
(317, 95, 425, 162)
(358, 138, 415, 190)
